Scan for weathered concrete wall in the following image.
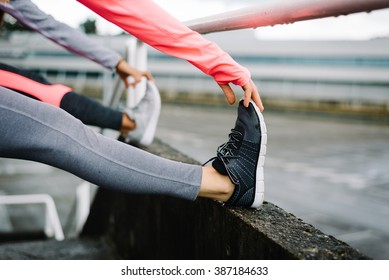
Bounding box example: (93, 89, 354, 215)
(82, 139, 369, 260)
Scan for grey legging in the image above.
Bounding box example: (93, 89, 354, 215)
(0, 86, 201, 200)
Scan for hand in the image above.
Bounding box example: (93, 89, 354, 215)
(218, 79, 264, 111)
(116, 59, 153, 88)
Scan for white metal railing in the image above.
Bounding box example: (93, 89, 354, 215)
(104, 37, 148, 109)
(185, 0, 389, 34)
(0, 194, 64, 241)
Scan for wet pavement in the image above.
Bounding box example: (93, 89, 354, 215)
(156, 104, 389, 260)
(0, 103, 388, 259)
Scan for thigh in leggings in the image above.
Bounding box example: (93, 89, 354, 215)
(0, 87, 201, 200)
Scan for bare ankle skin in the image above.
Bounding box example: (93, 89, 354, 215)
(198, 165, 234, 202)
(120, 113, 136, 136)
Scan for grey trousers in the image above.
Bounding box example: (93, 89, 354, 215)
(0, 87, 201, 201)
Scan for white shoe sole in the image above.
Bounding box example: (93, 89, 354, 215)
(139, 81, 161, 146)
(250, 101, 267, 208)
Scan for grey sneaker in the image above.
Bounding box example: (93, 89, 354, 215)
(125, 81, 161, 147)
(209, 100, 267, 208)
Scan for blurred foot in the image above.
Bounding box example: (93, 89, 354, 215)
(124, 81, 161, 147)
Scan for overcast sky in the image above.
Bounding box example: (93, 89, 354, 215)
(31, 0, 389, 40)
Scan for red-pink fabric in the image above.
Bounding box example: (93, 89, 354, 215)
(77, 0, 250, 86)
(0, 70, 71, 107)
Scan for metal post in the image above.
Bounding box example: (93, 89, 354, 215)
(73, 181, 92, 235)
(126, 38, 148, 109)
(102, 69, 113, 106)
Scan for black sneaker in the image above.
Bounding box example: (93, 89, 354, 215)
(210, 100, 267, 208)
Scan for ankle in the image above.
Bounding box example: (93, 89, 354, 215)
(199, 166, 234, 202)
(120, 113, 136, 134)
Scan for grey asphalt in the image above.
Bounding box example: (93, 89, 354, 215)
(156, 104, 389, 260)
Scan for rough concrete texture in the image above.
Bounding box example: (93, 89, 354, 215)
(83, 139, 369, 260)
(0, 237, 115, 260)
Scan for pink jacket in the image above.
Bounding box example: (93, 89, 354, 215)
(77, 0, 250, 87)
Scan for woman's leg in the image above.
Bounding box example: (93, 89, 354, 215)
(59, 91, 128, 131)
(200, 165, 234, 202)
(0, 87, 203, 201)
(0, 87, 263, 207)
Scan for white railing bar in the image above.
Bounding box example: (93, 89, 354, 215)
(185, 0, 389, 34)
(0, 194, 65, 241)
(126, 38, 148, 108)
(73, 181, 92, 236)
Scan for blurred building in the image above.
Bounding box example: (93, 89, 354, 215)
(1, 30, 388, 110)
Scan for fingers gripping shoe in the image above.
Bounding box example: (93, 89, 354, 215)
(125, 81, 161, 147)
(212, 100, 267, 208)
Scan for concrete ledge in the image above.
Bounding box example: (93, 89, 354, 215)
(82, 139, 369, 260)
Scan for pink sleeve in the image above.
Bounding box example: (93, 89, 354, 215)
(0, 70, 71, 107)
(76, 0, 250, 86)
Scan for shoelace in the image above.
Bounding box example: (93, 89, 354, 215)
(202, 129, 243, 185)
(203, 128, 243, 165)
(216, 128, 243, 160)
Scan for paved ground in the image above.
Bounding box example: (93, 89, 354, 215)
(0, 103, 388, 259)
